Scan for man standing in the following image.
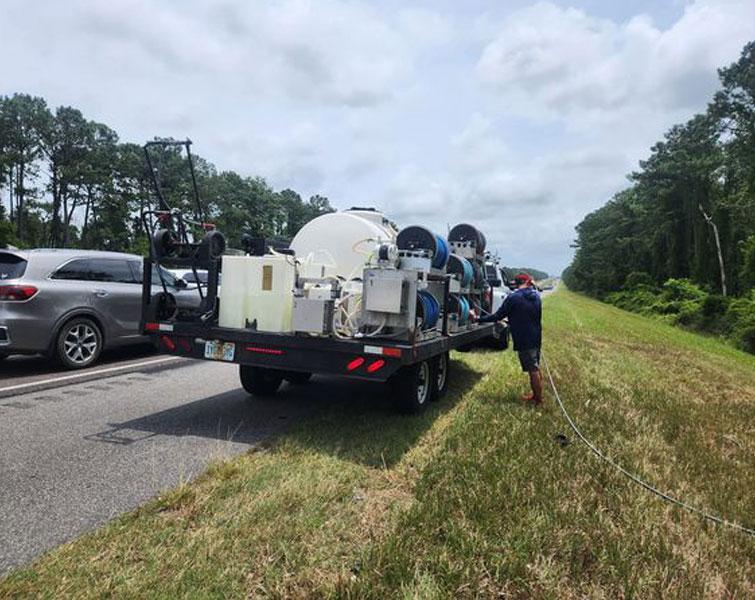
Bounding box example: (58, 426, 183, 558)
(478, 273, 543, 405)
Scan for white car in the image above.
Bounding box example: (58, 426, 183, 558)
(167, 269, 214, 289)
(484, 262, 511, 314)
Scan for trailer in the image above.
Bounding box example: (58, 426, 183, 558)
(142, 298, 504, 412)
(138, 140, 507, 413)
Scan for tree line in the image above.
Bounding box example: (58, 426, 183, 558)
(563, 42, 755, 352)
(0, 95, 334, 252)
(564, 42, 755, 298)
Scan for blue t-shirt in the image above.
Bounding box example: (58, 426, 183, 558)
(480, 287, 542, 350)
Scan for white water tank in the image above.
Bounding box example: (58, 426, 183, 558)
(290, 210, 396, 280)
(219, 254, 296, 332)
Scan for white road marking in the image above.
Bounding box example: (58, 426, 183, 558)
(0, 356, 184, 395)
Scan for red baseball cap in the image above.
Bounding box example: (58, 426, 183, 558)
(514, 273, 533, 285)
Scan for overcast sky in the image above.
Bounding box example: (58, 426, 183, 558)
(2, 0, 755, 273)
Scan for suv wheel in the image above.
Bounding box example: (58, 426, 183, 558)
(57, 318, 103, 369)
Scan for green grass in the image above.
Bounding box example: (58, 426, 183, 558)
(2, 289, 753, 598)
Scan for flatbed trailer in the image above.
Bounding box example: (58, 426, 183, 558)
(143, 317, 505, 412)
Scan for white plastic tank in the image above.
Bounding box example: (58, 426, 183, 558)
(290, 210, 397, 280)
(219, 254, 296, 332)
(219, 256, 250, 329)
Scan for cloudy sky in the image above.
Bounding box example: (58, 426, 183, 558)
(2, 0, 755, 273)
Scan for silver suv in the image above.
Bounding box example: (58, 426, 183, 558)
(0, 249, 192, 369)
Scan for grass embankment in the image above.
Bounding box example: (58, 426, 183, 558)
(2, 290, 754, 598)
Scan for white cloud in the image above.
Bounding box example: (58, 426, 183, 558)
(475, 0, 755, 122)
(1, 0, 754, 273)
(2, 0, 415, 108)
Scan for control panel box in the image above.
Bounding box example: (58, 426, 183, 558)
(364, 270, 404, 314)
(292, 297, 334, 335)
(362, 268, 418, 336)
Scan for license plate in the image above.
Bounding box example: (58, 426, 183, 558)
(204, 340, 235, 362)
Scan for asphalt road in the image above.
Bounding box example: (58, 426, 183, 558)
(0, 344, 169, 394)
(0, 357, 351, 576)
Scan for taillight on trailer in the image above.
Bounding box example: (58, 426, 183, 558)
(346, 357, 365, 371)
(245, 346, 285, 355)
(0, 285, 38, 301)
(366, 359, 385, 373)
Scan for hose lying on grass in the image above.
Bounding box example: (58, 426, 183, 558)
(541, 351, 755, 537)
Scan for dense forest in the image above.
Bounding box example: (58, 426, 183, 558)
(565, 42, 755, 297)
(0, 96, 334, 253)
(563, 42, 755, 352)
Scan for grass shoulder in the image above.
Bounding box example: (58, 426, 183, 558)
(1, 289, 753, 598)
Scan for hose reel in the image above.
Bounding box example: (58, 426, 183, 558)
(396, 225, 450, 269)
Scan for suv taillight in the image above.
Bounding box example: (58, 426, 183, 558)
(0, 285, 38, 301)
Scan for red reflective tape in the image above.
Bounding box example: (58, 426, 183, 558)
(347, 357, 365, 371)
(366, 359, 385, 373)
(161, 335, 176, 351)
(144, 322, 159, 332)
(382, 347, 402, 358)
(245, 346, 285, 355)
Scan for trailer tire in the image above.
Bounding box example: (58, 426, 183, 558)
(284, 371, 312, 385)
(430, 352, 450, 401)
(390, 360, 432, 414)
(239, 366, 283, 397)
(488, 328, 509, 350)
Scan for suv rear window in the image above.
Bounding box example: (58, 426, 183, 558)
(52, 258, 136, 283)
(0, 253, 27, 280)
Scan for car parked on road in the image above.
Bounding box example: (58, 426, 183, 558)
(167, 268, 219, 289)
(0, 249, 197, 369)
(484, 260, 511, 314)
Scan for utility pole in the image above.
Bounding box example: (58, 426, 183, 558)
(699, 204, 727, 297)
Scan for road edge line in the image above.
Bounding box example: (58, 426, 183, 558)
(0, 356, 186, 398)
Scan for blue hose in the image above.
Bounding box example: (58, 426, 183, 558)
(418, 290, 440, 330)
(458, 295, 470, 325)
(460, 257, 473, 287)
(432, 235, 449, 269)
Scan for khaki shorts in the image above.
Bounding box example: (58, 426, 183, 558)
(517, 348, 540, 372)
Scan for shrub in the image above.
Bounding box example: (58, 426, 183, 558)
(605, 288, 658, 314)
(605, 278, 755, 354)
(735, 325, 755, 353)
(701, 294, 729, 317)
(725, 291, 755, 327)
(661, 278, 706, 303)
(675, 301, 702, 326)
(623, 271, 656, 290)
